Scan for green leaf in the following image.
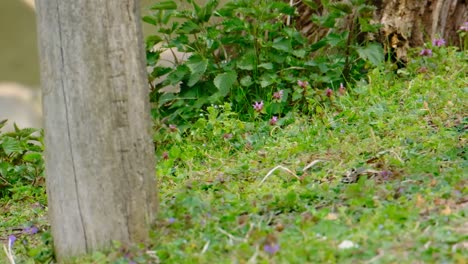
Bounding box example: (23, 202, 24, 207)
(272, 37, 292, 53)
(356, 43, 384, 66)
(2, 137, 23, 155)
(258, 63, 273, 70)
(237, 52, 256, 70)
(186, 55, 208, 86)
(214, 71, 237, 96)
(22, 152, 42, 163)
(240, 75, 253, 87)
(177, 21, 201, 34)
(150, 1, 177, 10)
(142, 16, 157, 26)
(329, 2, 353, 14)
(146, 35, 163, 48)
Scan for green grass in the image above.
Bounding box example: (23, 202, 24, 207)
(1, 48, 467, 263)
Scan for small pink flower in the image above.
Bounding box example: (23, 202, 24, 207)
(269, 116, 278, 125)
(272, 90, 284, 100)
(432, 38, 446, 47)
(459, 22, 468, 31)
(325, 88, 333, 97)
(162, 152, 169, 160)
(223, 133, 233, 140)
(168, 124, 178, 132)
(253, 101, 264, 112)
(420, 48, 433, 56)
(297, 80, 309, 88)
(338, 83, 346, 95)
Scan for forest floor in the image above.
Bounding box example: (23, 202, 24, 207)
(1, 49, 467, 263)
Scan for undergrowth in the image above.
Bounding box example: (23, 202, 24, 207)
(1, 42, 466, 263)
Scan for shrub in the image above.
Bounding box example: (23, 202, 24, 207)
(144, 0, 384, 124)
(0, 120, 44, 198)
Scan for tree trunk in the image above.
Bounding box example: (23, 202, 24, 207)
(374, 0, 468, 62)
(35, 0, 158, 261)
(290, 0, 467, 62)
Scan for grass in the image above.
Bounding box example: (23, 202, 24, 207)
(1, 47, 467, 263)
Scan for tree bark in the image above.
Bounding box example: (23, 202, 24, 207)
(289, 0, 467, 62)
(35, 0, 158, 261)
(374, 0, 468, 62)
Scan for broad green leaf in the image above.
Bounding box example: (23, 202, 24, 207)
(240, 75, 253, 87)
(186, 55, 208, 86)
(272, 37, 292, 53)
(237, 53, 256, 70)
(214, 71, 237, 96)
(2, 137, 23, 155)
(258, 63, 273, 70)
(356, 43, 384, 66)
(150, 1, 177, 10)
(23, 152, 42, 163)
(292, 49, 307, 58)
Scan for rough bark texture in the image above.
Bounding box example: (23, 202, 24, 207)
(35, 0, 158, 261)
(374, 0, 467, 62)
(289, 0, 467, 62)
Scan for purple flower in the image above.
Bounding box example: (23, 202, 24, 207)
(272, 90, 284, 100)
(325, 88, 333, 98)
(253, 101, 264, 112)
(297, 80, 309, 88)
(460, 22, 468, 31)
(432, 38, 446, 47)
(23, 226, 38, 235)
(8, 235, 16, 248)
(269, 116, 278, 126)
(338, 83, 346, 95)
(168, 217, 176, 224)
(420, 48, 433, 56)
(264, 243, 280, 255)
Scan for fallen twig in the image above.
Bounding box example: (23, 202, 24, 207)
(259, 165, 300, 185)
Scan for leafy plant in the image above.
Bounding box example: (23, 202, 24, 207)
(0, 120, 44, 198)
(143, 0, 384, 124)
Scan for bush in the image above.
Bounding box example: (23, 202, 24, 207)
(144, 0, 384, 124)
(0, 120, 44, 198)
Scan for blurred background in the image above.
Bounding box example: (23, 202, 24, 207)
(0, 0, 157, 130)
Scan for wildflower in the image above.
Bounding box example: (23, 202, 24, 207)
(432, 38, 446, 47)
(168, 124, 177, 132)
(252, 101, 264, 112)
(269, 116, 278, 126)
(223, 133, 233, 140)
(420, 48, 433, 56)
(338, 83, 346, 95)
(263, 243, 280, 255)
(325, 88, 333, 97)
(168, 217, 176, 224)
(23, 226, 38, 235)
(459, 22, 468, 31)
(297, 80, 309, 88)
(272, 90, 284, 100)
(162, 152, 169, 160)
(8, 235, 16, 248)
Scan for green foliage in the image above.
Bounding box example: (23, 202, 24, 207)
(144, 0, 383, 124)
(2, 24, 467, 264)
(0, 120, 44, 198)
